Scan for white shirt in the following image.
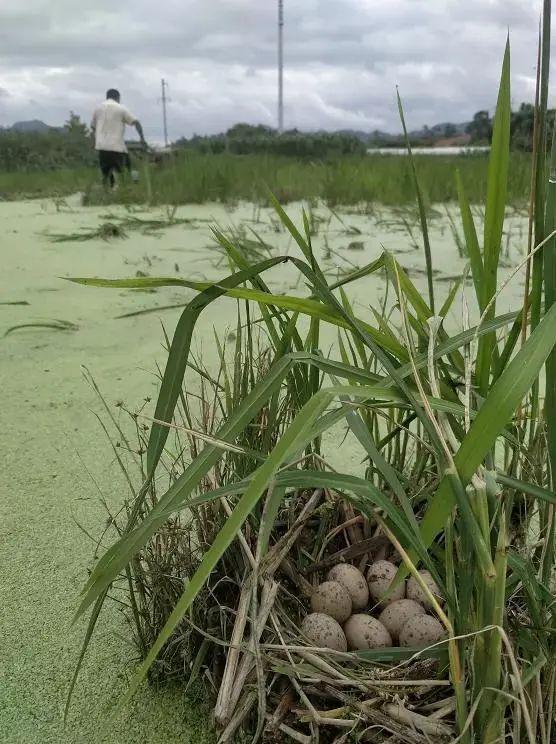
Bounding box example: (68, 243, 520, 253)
(91, 100, 137, 153)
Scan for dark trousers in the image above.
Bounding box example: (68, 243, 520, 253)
(98, 150, 131, 187)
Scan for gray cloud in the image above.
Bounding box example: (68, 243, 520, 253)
(0, 0, 548, 141)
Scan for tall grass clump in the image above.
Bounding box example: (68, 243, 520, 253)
(69, 15, 556, 744)
(0, 151, 533, 206)
(0, 166, 93, 200)
(81, 151, 533, 209)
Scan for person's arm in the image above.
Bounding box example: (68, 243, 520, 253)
(134, 120, 147, 147)
(90, 110, 97, 147)
(123, 107, 147, 147)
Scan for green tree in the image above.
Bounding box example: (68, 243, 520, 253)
(510, 103, 535, 151)
(64, 111, 89, 138)
(466, 110, 492, 143)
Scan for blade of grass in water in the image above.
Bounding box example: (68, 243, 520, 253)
(456, 171, 483, 311)
(521, 22, 542, 351)
(530, 2, 552, 440)
(543, 112, 556, 585)
(69, 273, 408, 359)
(476, 38, 511, 396)
(4, 319, 78, 336)
(139, 258, 287, 474)
(396, 90, 435, 314)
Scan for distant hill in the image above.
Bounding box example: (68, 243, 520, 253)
(10, 119, 53, 134)
(3, 117, 474, 147)
(339, 122, 470, 146)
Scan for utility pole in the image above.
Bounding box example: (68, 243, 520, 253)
(278, 0, 284, 133)
(161, 78, 169, 147)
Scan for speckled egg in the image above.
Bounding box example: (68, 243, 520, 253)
(378, 599, 426, 642)
(311, 581, 353, 623)
(367, 560, 405, 606)
(301, 612, 348, 652)
(343, 614, 392, 650)
(399, 614, 447, 648)
(406, 570, 442, 609)
(327, 564, 369, 610)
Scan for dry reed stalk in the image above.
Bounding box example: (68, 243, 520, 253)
(214, 584, 251, 725)
(382, 702, 453, 737)
(217, 689, 257, 744)
(224, 579, 280, 721)
(264, 715, 312, 744)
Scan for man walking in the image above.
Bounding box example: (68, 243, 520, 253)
(91, 89, 146, 188)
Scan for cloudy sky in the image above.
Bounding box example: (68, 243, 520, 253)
(0, 0, 547, 141)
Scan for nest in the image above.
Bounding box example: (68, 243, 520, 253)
(130, 484, 454, 743)
(96, 336, 456, 742)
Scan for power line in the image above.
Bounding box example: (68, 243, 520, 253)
(161, 78, 170, 147)
(278, 0, 284, 133)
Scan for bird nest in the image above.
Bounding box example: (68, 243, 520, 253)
(129, 484, 453, 744)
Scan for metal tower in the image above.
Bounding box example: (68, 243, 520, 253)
(278, 0, 284, 133)
(161, 78, 169, 147)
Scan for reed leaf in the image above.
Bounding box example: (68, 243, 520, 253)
(476, 38, 511, 395)
(416, 300, 556, 552)
(456, 170, 483, 310)
(396, 90, 435, 313)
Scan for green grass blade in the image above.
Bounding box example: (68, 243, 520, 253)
(542, 112, 556, 585)
(211, 226, 304, 352)
(456, 170, 484, 310)
(144, 258, 288, 474)
(544, 113, 556, 488)
(341, 403, 419, 532)
(64, 591, 107, 721)
(328, 255, 385, 292)
(476, 38, 511, 394)
(268, 192, 319, 272)
(530, 0, 552, 451)
(4, 320, 78, 336)
(68, 274, 408, 360)
(439, 274, 465, 318)
(383, 252, 431, 322)
(75, 354, 294, 619)
(495, 472, 556, 506)
(416, 300, 556, 552)
(397, 90, 435, 313)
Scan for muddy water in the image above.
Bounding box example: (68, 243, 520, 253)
(0, 196, 528, 743)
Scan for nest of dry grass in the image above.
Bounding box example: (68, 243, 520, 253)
(126, 479, 454, 744)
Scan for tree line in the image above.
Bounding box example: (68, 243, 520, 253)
(0, 113, 95, 171)
(466, 103, 555, 150)
(175, 123, 367, 158)
(0, 104, 550, 172)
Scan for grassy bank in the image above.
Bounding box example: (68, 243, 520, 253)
(1, 151, 532, 206)
(0, 167, 92, 200)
